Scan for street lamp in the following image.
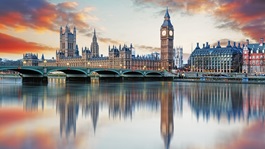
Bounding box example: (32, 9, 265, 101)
(44, 60, 47, 67)
(120, 64, 122, 69)
(67, 63, 69, 69)
(143, 65, 146, 70)
(87, 62, 90, 68)
(23, 61, 26, 66)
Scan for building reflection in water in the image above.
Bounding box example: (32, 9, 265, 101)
(185, 83, 265, 123)
(56, 87, 79, 138)
(160, 82, 174, 149)
(2, 80, 265, 145)
(82, 83, 99, 133)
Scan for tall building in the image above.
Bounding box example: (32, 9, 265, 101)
(23, 53, 39, 66)
(37, 9, 174, 71)
(173, 46, 183, 68)
(91, 29, 99, 58)
(160, 8, 174, 71)
(189, 41, 242, 73)
(59, 25, 76, 58)
(242, 38, 265, 74)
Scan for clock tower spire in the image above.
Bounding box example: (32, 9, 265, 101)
(160, 8, 174, 71)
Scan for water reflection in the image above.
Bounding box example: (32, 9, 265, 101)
(160, 83, 174, 149)
(0, 81, 265, 149)
(175, 83, 265, 123)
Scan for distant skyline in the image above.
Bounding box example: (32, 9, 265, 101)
(0, 0, 264, 60)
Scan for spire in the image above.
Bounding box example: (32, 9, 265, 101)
(161, 8, 173, 28)
(164, 7, 170, 19)
(92, 29, 97, 41)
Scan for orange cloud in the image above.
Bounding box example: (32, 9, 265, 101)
(0, 32, 56, 55)
(0, 0, 96, 33)
(135, 45, 160, 53)
(133, 0, 265, 42)
(98, 37, 123, 45)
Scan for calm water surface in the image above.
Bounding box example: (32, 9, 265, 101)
(0, 79, 265, 149)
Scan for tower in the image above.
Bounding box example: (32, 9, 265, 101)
(160, 8, 174, 71)
(242, 40, 250, 73)
(91, 29, 99, 57)
(60, 25, 76, 58)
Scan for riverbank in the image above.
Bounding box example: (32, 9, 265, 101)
(174, 76, 265, 84)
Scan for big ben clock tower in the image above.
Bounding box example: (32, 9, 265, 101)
(161, 8, 174, 71)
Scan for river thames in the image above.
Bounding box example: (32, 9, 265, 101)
(0, 78, 265, 149)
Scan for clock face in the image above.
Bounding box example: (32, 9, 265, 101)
(162, 30, 166, 36)
(169, 30, 173, 36)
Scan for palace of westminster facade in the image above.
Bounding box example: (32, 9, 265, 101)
(25, 9, 175, 71)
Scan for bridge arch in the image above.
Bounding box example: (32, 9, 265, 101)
(145, 71, 163, 77)
(0, 67, 43, 75)
(90, 69, 120, 76)
(122, 70, 144, 76)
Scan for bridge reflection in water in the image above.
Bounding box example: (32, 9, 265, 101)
(0, 81, 265, 148)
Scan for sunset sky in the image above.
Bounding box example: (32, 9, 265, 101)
(0, 0, 264, 60)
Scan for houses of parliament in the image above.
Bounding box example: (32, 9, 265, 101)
(33, 9, 174, 71)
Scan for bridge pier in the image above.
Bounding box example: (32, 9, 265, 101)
(22, 76, 48, 85)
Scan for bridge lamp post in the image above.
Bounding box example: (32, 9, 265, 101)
(23, 61, 26, 66)
(120, 64, 122, 70)
(67, 63, 69, 70)
(143, 65, 146, 70)
(44, 60, 47, 67)
(43, 60, 47, 75)
(87, 62, 90, 68)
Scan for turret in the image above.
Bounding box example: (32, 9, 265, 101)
(227, 40, 231, 48)
(216, 41, 221, 48)
(195, 43, 200, 49)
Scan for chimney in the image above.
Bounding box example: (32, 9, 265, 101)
(203, 44, 205, 48)
(246, 39, 249, 45)
(233, 42, 236, 47)
(260, 38, 264, 46)
(217, 41, 221, 48)
(227, 40, 231, 47)
(206, 42, 209, 48)
(196, 43, 200, 49)
(238, 43, 241, 48)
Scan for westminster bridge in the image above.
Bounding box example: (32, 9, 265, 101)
(0, 66, 173, 84)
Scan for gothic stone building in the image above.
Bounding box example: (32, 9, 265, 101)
(38, 9, 174, 71)
(189, 41, 242, 73)
(242, 38, 265, 74)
